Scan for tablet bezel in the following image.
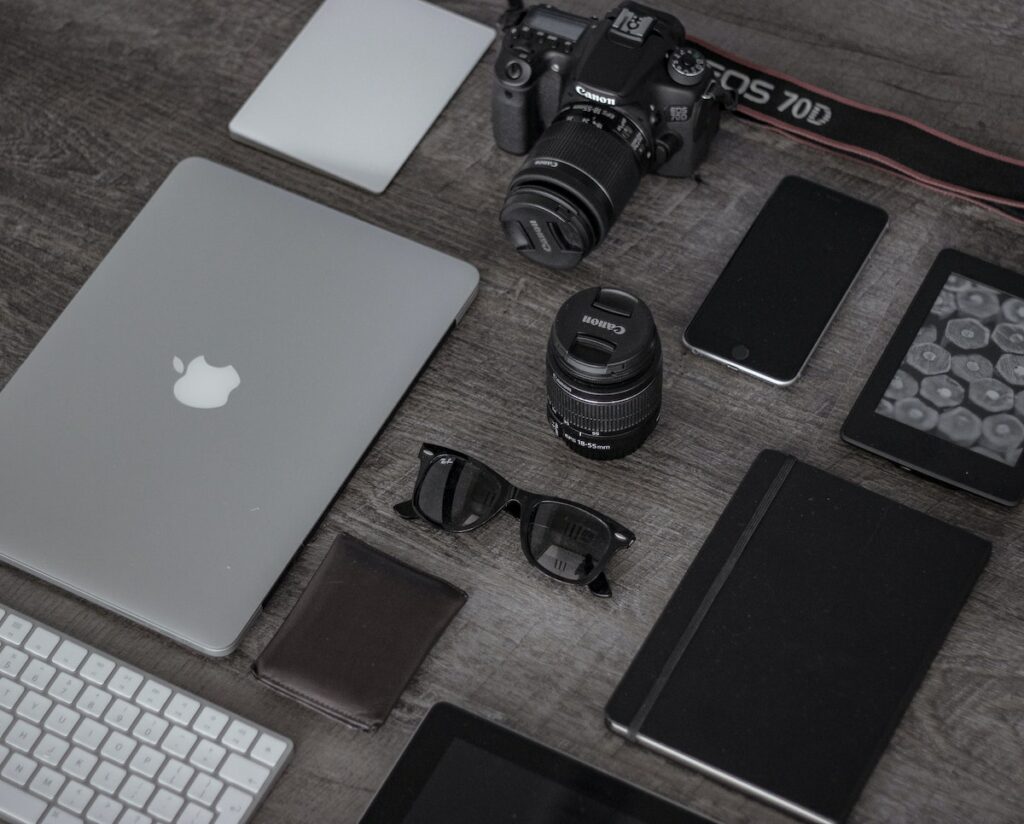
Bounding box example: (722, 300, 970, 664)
(842, 248, 1024, 506)
(358, 703, 711, 823)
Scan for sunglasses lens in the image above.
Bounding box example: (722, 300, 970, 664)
(526, 502, 612, 582)
(416, 455, 505, 530)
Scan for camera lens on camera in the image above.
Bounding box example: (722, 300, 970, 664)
(546, 286, 662, 460)
(500, 106, 647, 269)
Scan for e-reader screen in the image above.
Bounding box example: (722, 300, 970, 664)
(875, 272, 1024, 466)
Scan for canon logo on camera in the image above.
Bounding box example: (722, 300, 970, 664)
(575, 84, 617, 106)
(582, 314, 626, 335)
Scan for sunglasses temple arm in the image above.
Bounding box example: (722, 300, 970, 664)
(393, 500, 419, 520)
(587, 572, 612, 598)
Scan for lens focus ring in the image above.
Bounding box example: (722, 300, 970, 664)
(546, 367, 662, 434)
(525, 118, 642, 228)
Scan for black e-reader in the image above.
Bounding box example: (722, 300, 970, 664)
(843, 248, 1024, 505)
(358, 703, 713, 824)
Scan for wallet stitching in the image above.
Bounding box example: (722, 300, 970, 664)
(255, 668, 382, 729)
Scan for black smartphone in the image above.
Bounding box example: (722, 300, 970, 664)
(684, 176, 888, 385)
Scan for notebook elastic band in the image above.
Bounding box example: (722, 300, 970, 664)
(626, 456, 796, 739)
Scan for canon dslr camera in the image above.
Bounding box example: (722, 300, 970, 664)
(494, 2, 732, 269)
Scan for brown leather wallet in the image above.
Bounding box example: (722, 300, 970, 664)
(253, 533, 466, 731)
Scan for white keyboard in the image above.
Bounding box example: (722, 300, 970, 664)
(0, 605, 292, 824)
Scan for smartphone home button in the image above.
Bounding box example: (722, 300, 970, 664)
(731, 344, 750, 361)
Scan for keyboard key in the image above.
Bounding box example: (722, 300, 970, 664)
(51, 641, 88, 673)
(0, 709, 12, 738)
(218, 753, 269, 794)
(62, 747, 98, 781)
(157, 758, 194, 793)
(146, 788, 184, 822)
(24, 627, 60, 660)
(0, 614, 32, 645)
(215, 786, 253, 823)
(44, 705, 81, 738)
(107, 667, 143, 699)
(78, 655, 114, 687)
(2, 751, 38, 785)
(72, 718, 108, 751)
(29, 764, 66, 800)
(0, 646, 29, 678)
(20, 660, 56, 692)
(99, 731, 136, 765)
(16, 690, 53, 724)
(42, 809, 84, 824)
(178, 802, 214, 824)
(6, 719, 41, 752)
(103, 698, 139, 732)
(163, 694, 200, 727)
(186, 772, 223, 806)
(160, 725, 196, 759)
(0, 778, 47, 824)
(188, 739, 225, 773)
(57, 779, 94, 814)
(133, 712, 168, 746)
(0, 676, 25, 709)
(33, 732, 69, 767)
(119, 774, 156, 809)
(119, 811, 153, 824)
(221, 720, 257, 754)
(192, 707, 228, 740)
(47, 672, 84, 705)
(85, 794, 122, 824)
(250, 733, 287, 768)
(75, 686, 111, 719)
(129, 745, 165, 779)
(136, 682, 171, 714)
(90, 761, 126, 795)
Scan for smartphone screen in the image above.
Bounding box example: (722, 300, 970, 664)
(684, 176, 888, 385)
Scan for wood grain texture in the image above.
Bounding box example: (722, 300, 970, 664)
(1, 0, 1022, 822)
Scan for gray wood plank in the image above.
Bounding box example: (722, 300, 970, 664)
(1, 1, 1022, 822)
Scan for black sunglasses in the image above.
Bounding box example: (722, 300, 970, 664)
(394, 444, 635, 597)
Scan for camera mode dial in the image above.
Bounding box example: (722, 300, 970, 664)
(668, 47, 707, 86)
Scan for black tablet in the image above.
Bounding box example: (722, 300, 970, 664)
(358, 703, 713, 824)
(843, 249, 1024, 505)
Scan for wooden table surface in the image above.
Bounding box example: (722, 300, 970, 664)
(2, 1, 1022, 822)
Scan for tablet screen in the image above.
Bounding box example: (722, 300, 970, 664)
(875, 272, 1024, 466)
(359, 704, 708, 824)
(401, 738, 645, 823)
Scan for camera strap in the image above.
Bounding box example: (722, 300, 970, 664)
(691, 37, 1024, 225)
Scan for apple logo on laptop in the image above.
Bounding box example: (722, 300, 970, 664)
(172, 356, 240, 409)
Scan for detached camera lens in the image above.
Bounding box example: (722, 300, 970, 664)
(546, 287, 662, 460)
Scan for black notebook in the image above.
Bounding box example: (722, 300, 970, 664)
(606, 450, 990, 824)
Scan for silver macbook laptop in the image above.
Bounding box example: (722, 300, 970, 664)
(228, 0, 494, 193)
(0, 158, 478, 656)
